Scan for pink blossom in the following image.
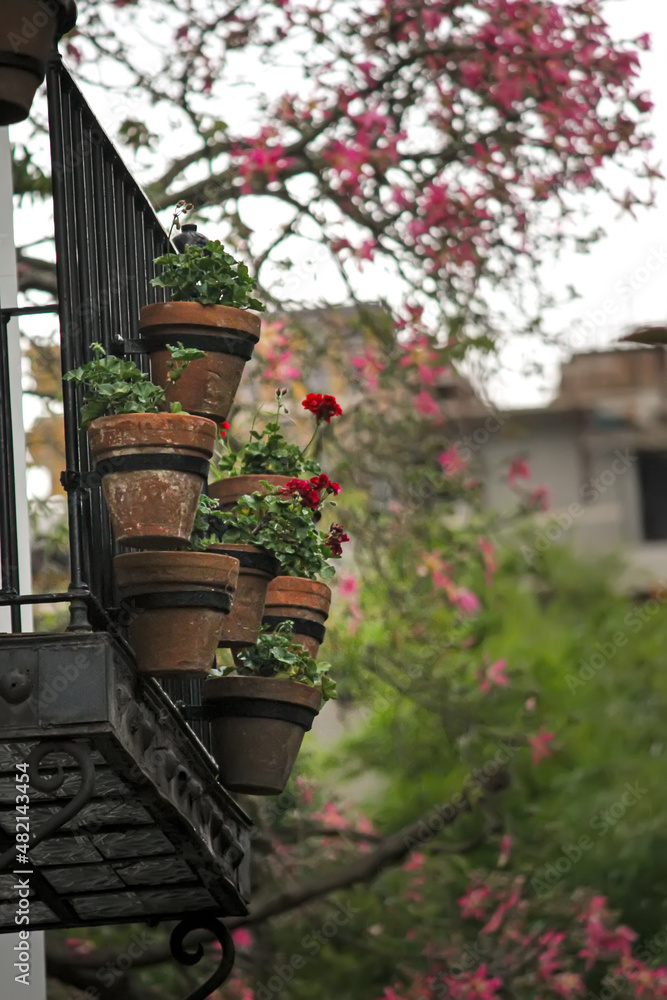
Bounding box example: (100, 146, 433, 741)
(551, 972, 585, 997)
(480, 659, 509, 694)
(482, 879, 524, 934)
(458, 883, 490, 919)
(497, 834, 513, 868)
(413, 390, 442, 419)
(454, 588, 481, 616)
(528, 485, 551, 511)
(338, 574, 359, 598)
(439, 446, 468, 475)
(444, 964, 503, 999)
(403, 852, 426, 872)
(478, 537, 497, 584)
(529, 727, 555, 766)
(232, 927, 254, 949)
(508, 458, 531, 485)
(351, 348, 385, 390)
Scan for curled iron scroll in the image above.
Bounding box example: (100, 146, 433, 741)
(170, 916, 236, 1000)
(0, 741, 96, 871)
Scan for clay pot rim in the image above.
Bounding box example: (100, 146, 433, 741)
(87, 411, 218, 434)
(203, 674, 323, 711)
(139, 301, 261, 339)
(114, 550, 240, 571)
(114, 551, 239, 593)
(207, 543, 281, 578)
(268, 576, 332, 599)
(210, 474, 292, 494)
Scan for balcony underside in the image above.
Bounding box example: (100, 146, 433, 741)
(0, 631, 251, 932)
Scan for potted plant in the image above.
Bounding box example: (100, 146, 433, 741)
(64, 342, 216, 549)
(0, 0, 77, 126)
(261, 477, 348, 658)
(113, 548, 239, 677)
(140, 211, 265, 424)
(199, 478, 347, 654)
(203, 622, 336, 795)
(210, 387, 343, 509)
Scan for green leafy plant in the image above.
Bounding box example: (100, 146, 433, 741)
(190, 494, 228, 552)
(64, 342, 204, 429)
(151, 240, 264, 310)
(217, 621, 337, 701)
(216, 388, 341, 477)
(194, 487, 347, 579)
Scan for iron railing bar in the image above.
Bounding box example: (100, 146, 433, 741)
(103, 156, 123, 348)
(0, 305, 59, 317)
(0, 314, 22, 633)
(47, 52, 91, 632)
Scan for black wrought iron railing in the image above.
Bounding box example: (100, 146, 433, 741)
(0, 53, 207, 743)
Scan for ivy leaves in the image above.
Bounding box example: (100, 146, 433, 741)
(151, 240, 264, 309)
(227, 622, 337, 701)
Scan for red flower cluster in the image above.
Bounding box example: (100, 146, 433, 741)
(301, 393, 343, 423)
(325, 523, 350, 557)
(219, 421, 230, 438)
(309, 473, 341, 496)
(279, 474, 341, 509)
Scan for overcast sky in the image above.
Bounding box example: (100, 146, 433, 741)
(495, 0, 667, 406)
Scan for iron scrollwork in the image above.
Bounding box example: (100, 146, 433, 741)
(0, 741, 96, 872)
(170, 915, 236, 1000)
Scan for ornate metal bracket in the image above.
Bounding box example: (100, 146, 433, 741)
(0, 741, 96, 872)
(170, 915, 236, 1000)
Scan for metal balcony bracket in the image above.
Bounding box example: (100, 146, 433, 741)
(0, 741, 95, 872)
(171, 915, 236, 1000)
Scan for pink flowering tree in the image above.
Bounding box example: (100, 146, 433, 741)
(19, 0, 656, 354)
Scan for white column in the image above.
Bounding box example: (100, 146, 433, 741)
(0, 128, 46, 999)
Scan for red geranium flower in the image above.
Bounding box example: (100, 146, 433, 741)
(219, 421, 231, 438)
(279, 479, 322, 509)
(325, 523, 350, 557)
(309, 473, 341, 495)
(301, 393, 343, 423)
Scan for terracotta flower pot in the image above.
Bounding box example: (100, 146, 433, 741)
(262, 577, 332, 658)
(139, 302, 261, 424)
(0, 0, 77, 126)
(210, 544, 281, 649)
(203, 675, 322, 795)
(209, 475, 291, 510)
(114, 550, 239, 677)
(88, 412, 217, 549)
